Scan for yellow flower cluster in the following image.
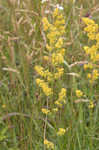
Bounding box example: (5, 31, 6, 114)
(52, 107, 58, 112)
(76, 90, 83, 98)
(35, 65, 45, 77)
(41, 108, 50, 115)
(42, 107, 58, 115)
(55, 37, 63, 48)
(82, 17, 98, 40)
(84, 63, 93, 70)
(54, 68, 64, 79)
(55, 88, 66, 107)
(88, 69, 99, 83)
(35, 65, 53, 81)
(35, 8, 67, 148)
(89, 101, 94, 109)
(83, 45, 99, 62)
(35, 8, 66, 96)
(36, 79, 53, 96)
(52, 52, 64, 66)
(2, 104, 6, 108)
(82, 17, 99, 83)
(35, 65, 64, 81)
(42, 17, 51, 31)
(53, 9, 65, 35)
(57, 128, 66, 136)
(44, 139, 54, 149)
(92, 69, 99, 80)
(42, 7, 66, 67)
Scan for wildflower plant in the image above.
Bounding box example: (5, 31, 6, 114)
(44, 139, 54, 149)
(35, 7, 67, 148)
(76, 90, 83, 98)
(82, 17, 99, 109)
(82, 17, 99, 84)
(57, 128, 66, 136)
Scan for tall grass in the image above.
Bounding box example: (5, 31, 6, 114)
(0, 0, 99, 149)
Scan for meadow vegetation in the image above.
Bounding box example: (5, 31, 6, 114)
(0, 0, 99, 149)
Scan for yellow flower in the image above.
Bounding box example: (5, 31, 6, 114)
(54, 68, 64, 79)
(87, 73, 91, 79)
(44, 70, 53, 81)
(58, 88, 66, 104)
(47, 32, 56, 44)
(34, 65, 45, 77)
(36, 79, 53, 96)
(84, 63, 93, 70)
(83, 18, 99, 85)
(35, 67, 53, 82)
(44, 139, 54, 149)
(58, 26, 65, 34)
(52, 108, 58, 112)
(42, 84, 53, 96)
(55, 88, 66, 107)
(76, 90, 83, 97)
(60, 48, 65, 56)
(57, 14, 64, 20)
(57, 128, 66, 136)
(42, 17, 51, 31)
(83, 46, 90, 55)
(96, 33, 99, 42)
(59, 88, 66, 99)
(95, 53, 99, 61)
(2, 104, 6, 108)
(42, 108, 50, 115)
(92, 69, 99, 80)
(55, 38, 63, 49)
(35, 7, 66, 105)
(46, 44, 53, 51)
(55, 100, 62, 107)
(82, 17, 95, 25)
(53, 8, 59, 18)
(54, 19, 65, 27)
(52, 53, 64, 66)
(87, 32, 96, 40)
(89, 101, 94, 109)
(43, 56, 49, 61)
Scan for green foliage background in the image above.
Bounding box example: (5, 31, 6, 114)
(0, 0, 99, 149)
